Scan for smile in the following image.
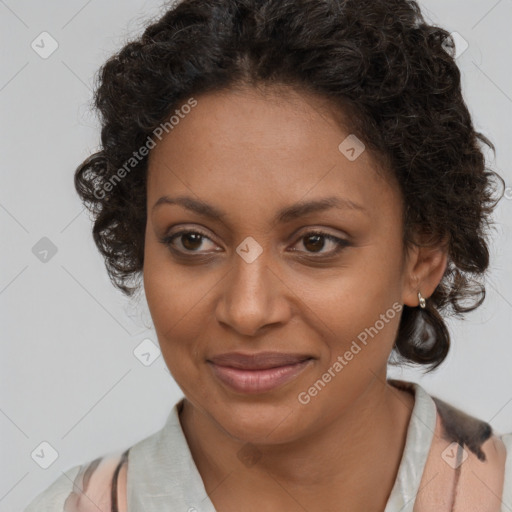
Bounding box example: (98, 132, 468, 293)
(207, 359, 314, 394)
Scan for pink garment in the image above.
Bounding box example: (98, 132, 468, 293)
(60, 380, 508, 511)
(63, 449, 128, 512)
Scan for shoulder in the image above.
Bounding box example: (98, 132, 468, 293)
(23, 449, 129, 512)
(415, 393, 510, 512)
(23, 464, 81, 512)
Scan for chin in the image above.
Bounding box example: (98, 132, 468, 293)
(206, 397, 306, 446)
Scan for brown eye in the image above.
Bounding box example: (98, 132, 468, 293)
(181, 233, 204, 251)
(160, 230, 219, 254)
(293, 231, 350, 257)
(303, 234, 326, 252)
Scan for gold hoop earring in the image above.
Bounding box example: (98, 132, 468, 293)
(418, 291, 427, 309)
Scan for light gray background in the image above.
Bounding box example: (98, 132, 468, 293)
(1, 1, 512, 510)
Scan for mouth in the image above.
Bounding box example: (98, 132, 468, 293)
(207, 352, 314, 394)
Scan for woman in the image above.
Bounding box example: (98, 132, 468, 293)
(24, 0, 512, 510)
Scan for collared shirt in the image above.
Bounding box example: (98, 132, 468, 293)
(24, 380, 512, 511)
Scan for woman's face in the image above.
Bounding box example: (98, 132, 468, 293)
(144, 85, 424, 444)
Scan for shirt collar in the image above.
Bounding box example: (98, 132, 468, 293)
(127, 380, 437, 512)
(384, 380, 437, 511)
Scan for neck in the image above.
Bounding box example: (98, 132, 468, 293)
(179, 376, 415, 510)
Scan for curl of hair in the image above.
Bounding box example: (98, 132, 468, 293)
(75, 0, 505, 371)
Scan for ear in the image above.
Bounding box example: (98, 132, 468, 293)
(401, 234, 449, 308)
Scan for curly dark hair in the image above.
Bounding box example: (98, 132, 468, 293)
(75, 0, 505, 371)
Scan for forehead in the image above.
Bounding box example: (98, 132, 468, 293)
(146, 86, 400, 224)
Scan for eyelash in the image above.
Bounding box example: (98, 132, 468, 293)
(159, 229, 350, 258)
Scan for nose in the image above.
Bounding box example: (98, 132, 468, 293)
(215, 248, 291, 337)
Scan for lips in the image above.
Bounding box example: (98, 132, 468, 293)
(207, 352, 314, 394)
(207, 351, 313, 370)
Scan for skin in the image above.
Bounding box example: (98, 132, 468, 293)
(143, 84, 448, 511)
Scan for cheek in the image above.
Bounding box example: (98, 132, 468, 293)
(142, 242, 217, 389)
(291, 257, 402, 366)
(144, 261, 208, 398)
(143, 237, 200, 333)
(295, 263, 400, 329)
(143, 247, 193, 365)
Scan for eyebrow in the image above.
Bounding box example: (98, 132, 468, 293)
(152, 195, 367, 224)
